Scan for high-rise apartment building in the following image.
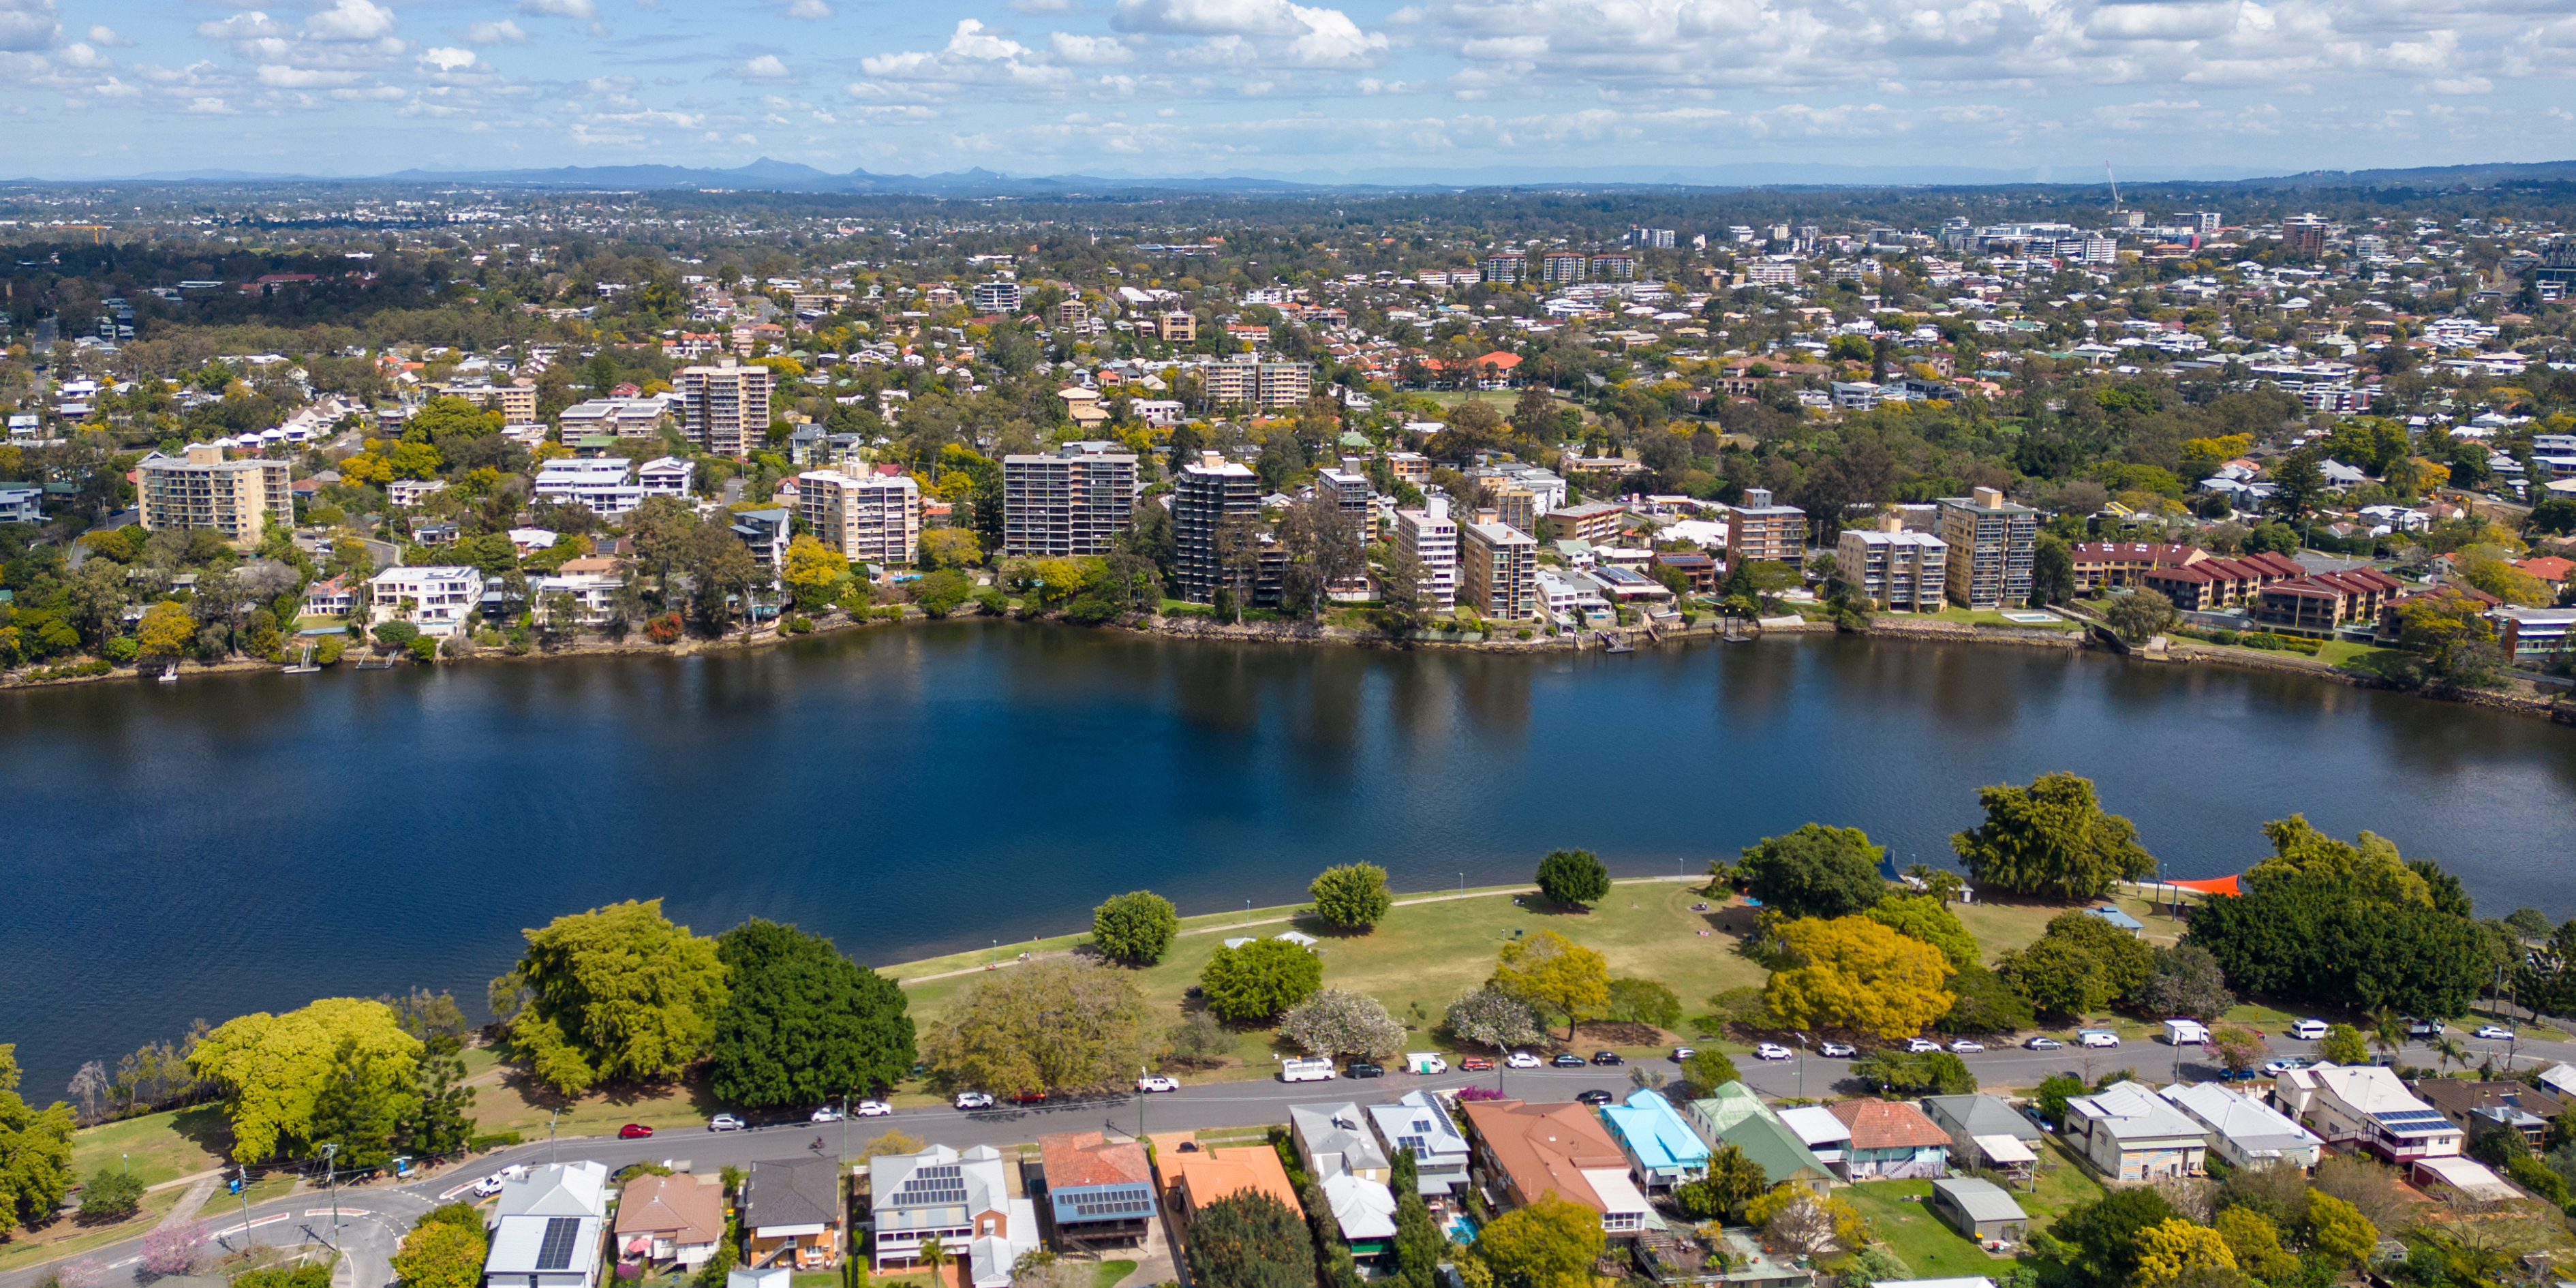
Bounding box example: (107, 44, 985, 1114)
(136, 443, 292, 542)
(1315, 468, 1374, 527)
(1192, 358, 1313, 410)
(1936, 485, 2039, 609)
(1172, 450, 1260, 603)
(1002, 442, 1139, 557)
(1834, 515, 1948, 611)
(1724, 487, 1807, 570)
(1394, 495, 1459, 612)
(798, 470, 921, 567)
(971, 280, 1023, 313)
(2280, 215, 2328, 257)
(1540, 252, 1588, 285)
(1460, 519, 1537, 619)
(675, 358, 772, 458)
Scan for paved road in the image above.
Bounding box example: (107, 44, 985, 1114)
(12, 1028, 2558, 1288)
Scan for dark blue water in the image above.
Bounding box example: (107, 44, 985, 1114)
(5, 624, 2573, 1097)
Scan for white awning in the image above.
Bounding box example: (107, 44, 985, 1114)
(1972, 1135, 2036, 1165)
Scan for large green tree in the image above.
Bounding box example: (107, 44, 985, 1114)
(2186, 866, 2491, 1018)
(1308, 863, 1394, 930)
(1866, 894, 1978, 969)
(1477, 1193, 1605, 1288)
(497, 899, 729, 1096)
(0, 1045, 77, 1231)
(1199, 939, 1325, 1024)
(1185, 1191, 1315, 1288)
(922, 960, 1157, 1094)
(1951, 772, 2157, 899)
(1091, 891, 1180, 966)
(307, 1038, 414, 1170)
(709, 919, 916, 1107)
(187, 998, 423, 1162)
(1741, 824, 1888, 920)
(1533, 848, 1611, 908)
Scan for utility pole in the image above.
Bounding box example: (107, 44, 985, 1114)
(320, 1143, 342, 1255)
(236, 1164, 253, 1248)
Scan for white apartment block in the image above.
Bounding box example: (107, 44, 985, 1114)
(367, 565, 481, 637)
(1460, 519, 1538, 619)
(1395, 495, 1459, 612)
(637, 457, 696, 499)
(1002, 442, 1138, 557)
(137, 444, 292, 542)
(531, 572, 624, 626)
(386, 478, 449, 509)
(1835, 517, 1949, 611)
(534, 457, 645, 517)
(557, 397, 675, 441)
(799, 470, 921, 567)
(1193, 358, 1314, 409)
(675, 359, 772, 457)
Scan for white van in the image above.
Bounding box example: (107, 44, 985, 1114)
(2288, 1019, 2329, 1041)
(1281, 1057, 1337, 1083)
(2079, 1030, 2121, 1048)
(1405, 1053, 1448, 1075)
(2162, 1019, 2209, 1046)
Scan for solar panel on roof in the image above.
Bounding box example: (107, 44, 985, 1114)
(535, 1217, 583, 1270)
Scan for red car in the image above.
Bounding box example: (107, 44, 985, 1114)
(1459, 1057, 1495, 1071)
(618, 1123, 654, 1139)
(1008, 1090, 1049, 1105)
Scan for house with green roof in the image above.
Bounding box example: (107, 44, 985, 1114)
(1683, 1083, 1835, 1196)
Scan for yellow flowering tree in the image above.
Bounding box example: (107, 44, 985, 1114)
(1763, 917, 1954, 1040)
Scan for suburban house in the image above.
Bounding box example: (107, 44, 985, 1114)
(1039, 1131, 1154, 1251)
(1684, 1082, 1836, 1193)
(1775, 1105, 1854, 1179)
(1918, 1094, 2043, 1180)
(741, 1156, 844, 1270)
(1458, 1099, 1653, 1236)
(366, 565, 481, 637)
(613, 1172, 725, 1270)
(1292, 1103, 1393, 1184)
(1927, 1178, 2029, 1244)
(485, 1161, 608, 1288)
(1824, 1099, 1952, 1180)
(2273, 1064, 2465, 1163)
(1366, 1091, 1472, 1204)
(2159, 1084, 2323, 1171)
(2408, 1080, 2564, 1151)
(1600, 1088, 1711, 1193)
(868, 1144, 1028, 1283)
(1318, 1171, 1398, 1268)
(2062, 1081, 2209, 1180)
(1169, 1146, 1303, 1225)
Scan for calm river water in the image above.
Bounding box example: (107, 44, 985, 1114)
(5, 624, 2573, 1094)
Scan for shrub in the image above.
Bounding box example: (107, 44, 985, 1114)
(1308, 863, 1393, 930)
(409, 636, 441, 663)
(1516, 628, 1533, 640)
(786, 615, 814, 634)
(466, 1131, 523, 1152)
(316, 636, 346, 664)
(80, 1169, 146, 1221)
(644, 612, 686, 644)
(102, 637, 138, 662)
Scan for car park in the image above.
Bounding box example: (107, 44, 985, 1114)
(2475, 1025, 2515, 1041)
(1818, 1041, 1856, 1058)
(1670, 1047, 1696, 1061)
(1550, 1053, 1587, 1069)
(1137, 1075, 1180, 1093)
(2024, 1036, 2064, 1050)
(621, 1123, 656, 1139)
(1591, 1052, 1624, 1066)
(953, 1092, 995, 1110)
(1575, 1089, 1615, 1106)
(2288, 1019, 2329, 1041)
(1948, 1039, 1986, 1054)
(1507, 1052, 1542, 1069)
(1755, 1043, 1794, 1060)
(1461, 1056, 1496, 1071)
(1905, 1037, 1941, 1054)
(2079, 1030, 2121, 1048)
(706, 1114, 743, 1132)
(811, 1106, 844, 1123)
(856, 1099, 891, 1116)
(1347, 1061, 1385, 1078)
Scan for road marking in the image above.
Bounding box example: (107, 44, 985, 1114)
(436, 1180, 484, 1201)
(304, 1208, 371, 1218)
(212, 1213, 293, 1238)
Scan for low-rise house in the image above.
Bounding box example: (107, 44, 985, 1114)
(301, 575, 354, 617)
(1292, 1103, 1392, 1183)
(1458, 1099, 1653, 1236)
(534, 457, 645, 517)
(1039, 1131, 1154, 1250)
(1169, 1146, 1303, 1224)
(0, 482, 42, 524)
(1775, 1105, 1854, 1180)
(1918, 1094, 2044, 1179)
(742, 1156, 844, 1270)
(2411, 1155, 2517, 1202)
(2273, 1063, 2464, 1163)
(367, 565, 480, 637)
(487, 1162, 608, 1288)
(1926, 1178, 2028, 1244)
(1600, 1088, 1710, 1193)
(1366, 1091, 1472, 1204)
(2159, 1083, 2322, 1171)
(1318, 1171, 1398, 1268)
(1824, 1099, 1952, 1180)
(2251, 568, 2405, 636)
(2409, 1080, 2564, 1151)
(2063, 1081, 2208, 1180)
(868, 1144, 1033, 1285)
(1712, 1108, 1837, 1197)
(613, 1172, 725, 1270)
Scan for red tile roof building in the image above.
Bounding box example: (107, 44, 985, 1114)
(2139, 551, 2305, 611)
(2253, 568, 2405, 634)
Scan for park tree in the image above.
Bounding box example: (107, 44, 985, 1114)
(390, 1211, 489, 1288)
(1308, 863, 1394, 930)
(1185, 1191, 1315, 1288)
(2389, 588, 2504, 692)
(1604, 979, 1683, 1030)
(81, 1168, 146, 1220)
(308, 1038, 414, 1169)
(2318, 1024, 2371, 1066)
(2136, 945, 2235, 1020)
(1763, 917, 1954, 1040)
(2103, 589, 2181, 643)
(2186, 861, 2489, 1018)
(1477, 1194, 1604, 1288)
(923, 960, 1157, 1094)
(1937, 965, 2036, 1034)
(1534, 848, 1611, 908)
(1445, 988, 1543, 1057)
(0, 1045, 77, 1229)
(1997, 913, 2155, 1018)
(1199, 939, 1325, 1023)
(1091, 891, 1180, 966)
(187, 998, 422, 1161)
(1741, 824, 1887, 920)
(1278, 991, 1405, 1058)
(1951, 772, 2157, 899)
(2247, 816, 2429, 905)
(496, 899, 729, 1096)
(709, 919, 915, 1107)
(398, 1040, 476, 1159)
(1492, 930, 1610, 1041)
(1865, 895, 1978, 970)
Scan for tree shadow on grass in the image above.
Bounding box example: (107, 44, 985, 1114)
(169, 1104, 236, 1159)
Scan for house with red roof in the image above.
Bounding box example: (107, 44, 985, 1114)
(1824, 1099, 1953, 1180)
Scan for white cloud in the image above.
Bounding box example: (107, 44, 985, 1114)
(183, 95, 233, 112)
(2427, 74, 2491, 91)
(1011, 0, 1084, 12)
(305, 0, 399, 41)
(0, 0, 57, 52)
(258, 63, 361, 85)
(1113, 0, 1388, 64)
(731, 52, 799, 80)
(463, 20, 530, 43)
(784, 0, 835, 16)
(1050, 31, 1131, 61)
(57, 40, 106, 67)
(420, 47, 477, 71)
(519, 0, 599, 18)
(87, 25, 134, 48)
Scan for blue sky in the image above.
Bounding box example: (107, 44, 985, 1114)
(1, 0, 2572, 179)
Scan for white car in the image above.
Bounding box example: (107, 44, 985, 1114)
(2476, 1025, 2515, 1041)
(953, 1091, 996, 1110)
(855, 1099, 892, 1117)
(810, 1106, 844, 1123)
(1506, 1051, 1542, 1069)
(1904, 1037, 1941, 1054)
(1818, 1041, 1856, 1058)
(472, 1174, 507, 1198)
(1754, 1043, 1794, 1060)
(1670, 1046, 1696, 1061)
(1948, 1039, 1986, 1054)
(1137, 1075, 1180, 1093)
(2262, 1057, 2314, 1075)
(707, 1114, 745, 1131)
(2079, 1030, 2121, 1048)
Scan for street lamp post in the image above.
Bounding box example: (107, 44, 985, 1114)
(319, 1143, 341, 1254)
(236, 1165, 253, 1248)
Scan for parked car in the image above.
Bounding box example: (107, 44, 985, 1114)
(706, 1114, 743, 1132)
(2262, 1057, 2315, 1075)
(1347, 1061, 1385, 1078)
(1754, 1043, 1794, 1060)
(1550, 1053, 1587, 1069)
(472, 1174, 508, 1197)
(1591, 1052, 1624, 1066)
(953, 1092, 995, 1110)
(2079, 1030, 2121, 1048)
(2476, 1025, 2515, 1041)
(2022, 1106, 2056, 1135)
(1009, 1090, 1049, 1105)
(2288, 1019, 2329, 1041)
(2407, 1017, 2445, 1039)
(1904, 1037, 1941, 1054)
(1670, 1047, 1696, 1062)
(620, 1123, 656, 1139)
(1575, 1089, 1615, 1106)
(1461, 1056, 1497, 1071)
(1137, 1075, 1180, 1093)
(2024, 1036, 2064, 1051)
(855, 1099, 891, 1116)
(1506, 1052, 1542, 1069)
(1818, 1041, 1856, 1058)
(1948, 1039, 1986, 1054)
(811, 1106, 844, 1123)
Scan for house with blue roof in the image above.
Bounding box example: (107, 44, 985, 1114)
(1599, 1088, 1708, 1193)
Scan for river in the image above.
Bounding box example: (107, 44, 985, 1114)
(4, 623, 2572, 1095)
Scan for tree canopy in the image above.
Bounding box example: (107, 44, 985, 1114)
(1534, 848, 1611, 908)
(1278, 990, 1405, 1059)
(1865, 894, 1978, 970)
(1995, 911, 2157, 1019)
(1951, 772, 2157, 899)
(187, 998, 422, 1162)
(1445, 987, 1543, 1054)
(1741, 824, 1888, 920)
(2186, 859, 2491, 1018)
(1492, 930, 1610, 1040)
(1763, 917, 1955, 1039)
(1475, 1194, 1605, 1288)
(1184, 1191, 1315, 1288)
(709, 919, 915, 1107)
(1199, 938, 1325, 1024)
(922, 960, 1157, 1094)
(0, 1045, 77, 1231)
(1308, 863, 1394, 930)
(500, 899, 729, 1096)
(1090, 891, 1180, 966)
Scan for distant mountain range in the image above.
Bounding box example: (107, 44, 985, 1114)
(27, 156, 2576, 195)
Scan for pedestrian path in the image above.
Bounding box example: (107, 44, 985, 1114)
(156, 1175, 219, 1229)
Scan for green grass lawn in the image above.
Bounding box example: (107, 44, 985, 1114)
(1841, 1137, 2105, 1276)
(1090, 1259, 1139, 1288)
(2315, 641, 2408, 677)
(0, 1181, 191, 1273)
(68, 1105, 232, 1189)
(1897, 606, 2081, 631)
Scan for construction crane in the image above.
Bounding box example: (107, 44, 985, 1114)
(2105, 164, 2126, 216)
